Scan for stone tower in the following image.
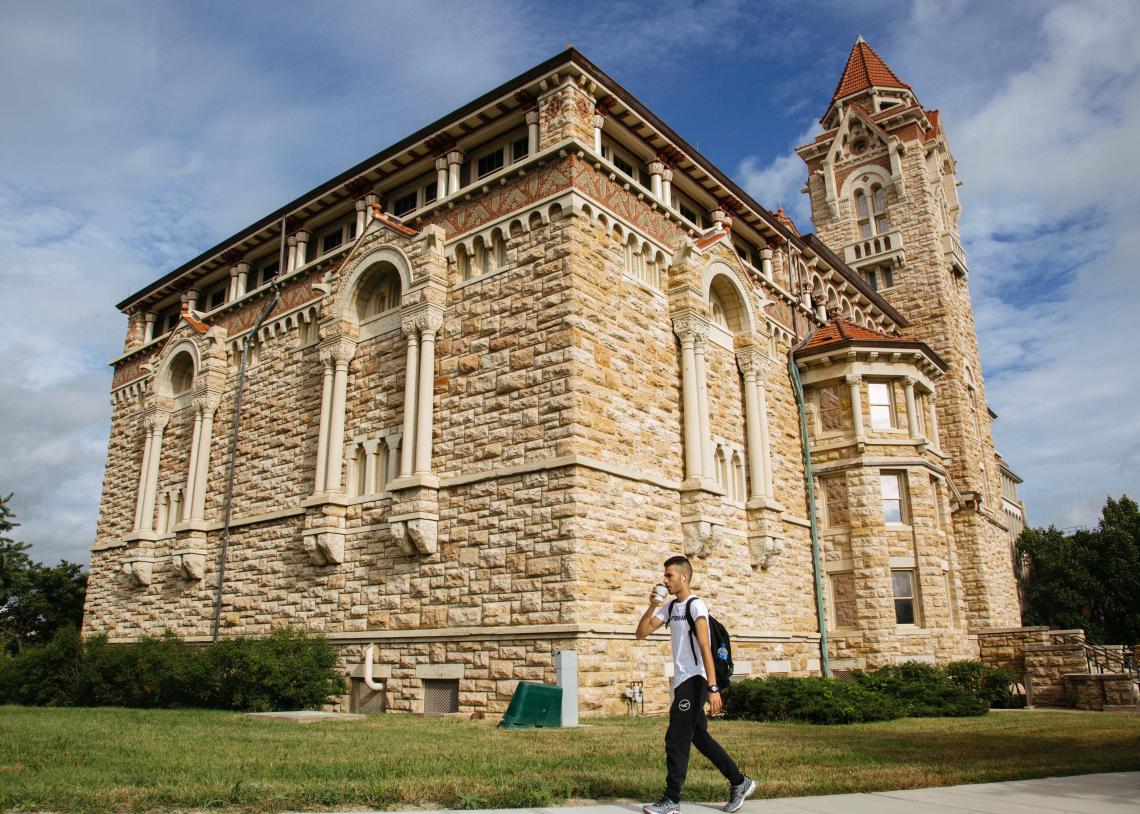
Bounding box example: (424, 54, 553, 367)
(797, 38, 1020, 629)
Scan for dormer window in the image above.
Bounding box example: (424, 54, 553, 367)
(855, 184, 890, 238)
(203, 282, 227, 312)
(386, 175, 438, 218)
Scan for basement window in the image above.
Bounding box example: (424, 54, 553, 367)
(423, 679, 459, 715)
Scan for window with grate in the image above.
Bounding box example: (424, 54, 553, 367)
(423, 678, 459, 715)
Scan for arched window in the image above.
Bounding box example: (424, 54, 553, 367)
(473, 237, 489, 277)
(354, 264, 401, 322)
(351, 445, 367, 497)
(715, 446, 728, 491)
(375, 440, 390, 493)
(168, 351, 195, 396)
(731, 451, 745, 501)
(710, 288, 728, 328)
(456, 246, 470, 281)
(856, 184, 890, 238)
(491, 230, 507, 269)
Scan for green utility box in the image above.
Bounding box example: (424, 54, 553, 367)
(498, 681, 563, 728)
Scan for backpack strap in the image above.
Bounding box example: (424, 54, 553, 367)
(664, 598, 677, 629)
(682, 597, 700, 664)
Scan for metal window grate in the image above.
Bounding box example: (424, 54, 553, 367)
(423, 678, 459, 715)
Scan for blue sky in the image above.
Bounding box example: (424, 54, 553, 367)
(2, 0, 1138, 564)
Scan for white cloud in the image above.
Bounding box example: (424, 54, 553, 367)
(735, 121, 821, 229)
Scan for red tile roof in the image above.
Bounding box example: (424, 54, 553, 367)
(695, 230, 728, 249)
(830, 39, 911, 104)
(801, 312, 907, 350)
(774, 208, 800, 236)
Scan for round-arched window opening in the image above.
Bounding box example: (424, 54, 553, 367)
(708, 274, 747, 333)
(354, 263, 402, 322)
(168, 351, 194, 396)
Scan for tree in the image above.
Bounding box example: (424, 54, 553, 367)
(1018, 495, 1140, 645)
(0, 494, 88, 654)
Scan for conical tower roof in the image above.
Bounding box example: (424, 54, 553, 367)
(829, 37, 911, 105)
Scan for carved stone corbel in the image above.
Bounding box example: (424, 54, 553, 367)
(748, 535, 784, 570)
(172, 549, 206, 581)
(123, 556, 154, 587)
(682, 518, 722, 559)
(389, 513, 438, 557)
(302, 528, 345, 566)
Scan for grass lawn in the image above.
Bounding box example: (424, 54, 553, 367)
(1, 706, 1139, 813)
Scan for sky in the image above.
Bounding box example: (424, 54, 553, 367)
(2, 0, 1138, 565)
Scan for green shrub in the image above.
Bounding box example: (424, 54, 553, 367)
(0, 625, 84, 706)
(723, 676, 904, 724)
(0, 626, 343, 712)
(944, 660, 1017, 708)
(853, 661, 987, 717)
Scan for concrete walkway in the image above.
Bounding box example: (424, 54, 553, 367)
(310, 772, 1140, 814)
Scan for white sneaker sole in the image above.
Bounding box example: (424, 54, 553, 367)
(723, 778, 757, 812)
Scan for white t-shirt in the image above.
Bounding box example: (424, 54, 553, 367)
(654, 595, 709, 688)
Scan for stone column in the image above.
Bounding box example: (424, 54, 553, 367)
(738, 352, 767, 500)
(133, 421, 155, 530)
(673, 319, 707, 481)
(286, 235, 298, 272)
(399, 321, 420, 478)
(182, 402, 204, 520)
(434, 157, 449, 199)
(928, 390, 941, 447)
(355, 198, 368, 237)
(294, 230, 310, 267)
(660, 167, 673, 208)
(446, 150, 464, 196)
(591, 111, 605, 154)
(364, 192, 380, 220)
(414, 312, 443, 475)
(756, 381, 773, 496)
(228, 267, 240, 301)
(847, 375, 865, 442)
(182, 289, 199, 313)
(322, 340, 357, 494)
(904, 377, 920, 438)
(648, 160, 664, 199)
(526, 109, 540, 155)
(190, 395, 218, 520)
(139, 411, 170, 532)
(235, 262, 250, 298)
(144, 311, 158, 342)
(313, 351, 335, 493)
(760, 247, 774, 280)
(694, 331, 715, 480)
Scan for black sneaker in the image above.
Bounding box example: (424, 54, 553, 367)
(723, 776, 757, 812)
(642, 797, 680, 814)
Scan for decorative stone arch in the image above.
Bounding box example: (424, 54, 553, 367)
(334, 245, 413, 323)
(839, 163, 892, 201)
(155, 339, 201, 398)
(703, 261, 754, 335)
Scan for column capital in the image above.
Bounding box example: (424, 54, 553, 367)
(294, 229, 310, 242)
(648, 160, 665, 175)
(760, 247, 774, 261)
(320, 337, 358, 365)
(355, 198, 368, 212)
(446, 149, 464, 166)
(192, 392, 221, 416)
(903, 375, 918, 388)
(590, 112, 606, 128)
(525, 109, 540, 126)
(672, 315, 710, 346)
(844, 374, 861, 386)
(144, 311, 158, 325)
(415, 309, 444, 335)
(287, 234, 297, 247)
(434, 155, 449, 172)
(735, 348, 765, 379)
(146, 409, 171, 431)
(660, 167, 674, 182)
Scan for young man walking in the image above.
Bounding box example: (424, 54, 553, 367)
(635, 555, 756, 814)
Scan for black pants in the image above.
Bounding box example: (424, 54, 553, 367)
(664, 675, 743, 800)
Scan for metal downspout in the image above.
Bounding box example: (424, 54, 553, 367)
(210, 219, 286, 642)
(788, 329, 831, 678)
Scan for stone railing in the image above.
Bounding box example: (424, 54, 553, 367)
(942, 231, 968, 277)
(842, 229, 905, 269)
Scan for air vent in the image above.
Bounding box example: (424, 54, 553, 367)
(423, 678, 459, 715)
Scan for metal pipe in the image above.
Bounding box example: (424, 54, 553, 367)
(788, 329, 830, 678)
(361, 643, 385, 691)
(210, 219, 284, 642)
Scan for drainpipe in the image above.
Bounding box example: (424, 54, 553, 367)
(788, 329, 831, 678)
(210, 219, 285, 642)
(361, 644, 385, 691)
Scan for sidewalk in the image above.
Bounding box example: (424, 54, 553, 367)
(314, 771, 1139, 814)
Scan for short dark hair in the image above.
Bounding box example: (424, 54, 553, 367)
(663, 555, 692, 577)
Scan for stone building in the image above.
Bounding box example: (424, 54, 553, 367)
(84, 41, 1024, 714)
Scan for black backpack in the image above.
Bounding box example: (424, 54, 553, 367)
(666, 597, 734, 688)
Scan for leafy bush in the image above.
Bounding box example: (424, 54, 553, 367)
(853, 661, 987, 717)
(0, 626, 343, 711)
(723, 676, 904, 724)
(944, 660, 1017, 708)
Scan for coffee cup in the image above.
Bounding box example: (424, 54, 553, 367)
(652, 583, 668, 605)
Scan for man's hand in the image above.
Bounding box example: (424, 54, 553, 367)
(708, 690, 722, 715)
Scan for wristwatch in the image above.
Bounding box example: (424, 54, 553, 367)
(708, 684, 720, 694)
